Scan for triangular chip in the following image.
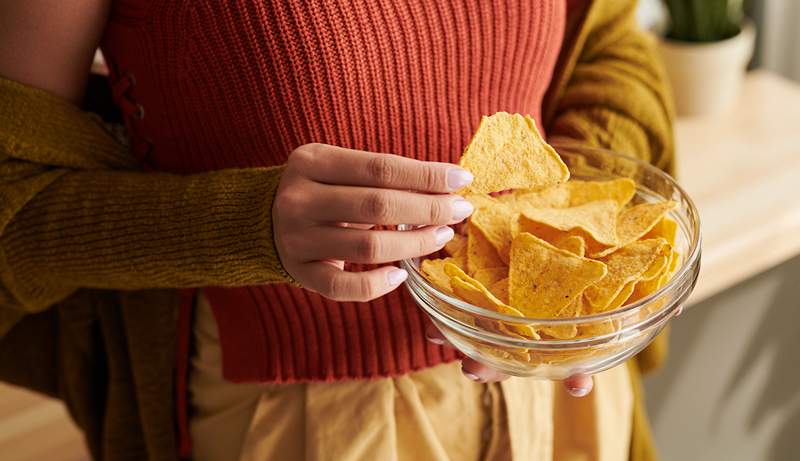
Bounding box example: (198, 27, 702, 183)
(629, 248, 681, 303)
(469, 203, 516, 263)
(420, 257, 462, 295)
(554, 235, 586, 257)
(520, 200, 619, 247)
(585, 239, 670, 312)
(444, 233, 467, 258)
(473, 267, 508, 288)
(643, 216, 678, 246)
(509, 233, 607, 318)
(498, 185, 571, 209)
(458, 112, 569, 195)
(466, 222, 503, 274)
(448, 272, 538, 339)
(594, 201, 676, 257)
(539, 297, 582, 339)
(500, 178, 636, 210)
(465, 194, 501, 211)
(490, 277, 510, 304)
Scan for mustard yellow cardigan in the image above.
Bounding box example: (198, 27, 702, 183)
(0, 0, 673, 459)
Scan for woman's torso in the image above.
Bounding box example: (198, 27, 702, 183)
(101, 0, 566, 383)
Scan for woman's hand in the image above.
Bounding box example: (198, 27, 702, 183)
(425, 324, 594, 396)
(273, 143, 474, 302)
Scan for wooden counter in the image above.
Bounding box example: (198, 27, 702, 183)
(678, 71, 800, 304)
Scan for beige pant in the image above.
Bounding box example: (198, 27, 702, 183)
(189, 292, 631, 461)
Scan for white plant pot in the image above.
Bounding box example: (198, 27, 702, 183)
(658, 20, 755, 117)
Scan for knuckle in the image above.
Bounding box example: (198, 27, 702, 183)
(291, 143, 324, 166)
(361, 192, 393, 222)
(355, 233, 383, 262)
(357, 276, 378, 301)
(366, 155, 398, 186)
(274, 188, 306, 215)
(324, 273, 349, 301)
(428, 198, 447, 223)
(420, 165, 441, 191)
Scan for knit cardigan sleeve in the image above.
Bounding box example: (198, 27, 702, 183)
(0, 76, 291, 335)
(545, 0, 675, 174)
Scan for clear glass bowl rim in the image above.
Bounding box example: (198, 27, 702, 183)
(400, 142, 702, 327)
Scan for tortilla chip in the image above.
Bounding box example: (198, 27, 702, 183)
(465, 194, 501, 211)
(444, 233, 467, 258)
(458, 112, 569, 195)
(593, 201, 676, 257)
(629, 248, 681, 303)
(473, 267, 508, 288)
(643, 216, 678, 246)
(554, 235, 586, 257)
(490, 278, 510, 304)
(539, 297, 582, 339)
(469, 203, 516, 263)
(499, 178, 635, 211)
(584, 239, 671, 312)
(509, 233, 608, 318)
(420, 258, 460, 295)
(520, 199, 619, 247)
(498, 185, 571, 209)
(467, 222, 504, 274)
(565, 178, 637, 208)
(449, 273, 539, 339)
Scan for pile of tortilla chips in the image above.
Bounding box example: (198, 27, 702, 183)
(420, 113, 681, 346)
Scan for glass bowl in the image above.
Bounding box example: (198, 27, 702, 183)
(400, 143, 702, 379)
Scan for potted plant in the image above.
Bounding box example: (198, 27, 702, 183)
(658, 0, 755, 116)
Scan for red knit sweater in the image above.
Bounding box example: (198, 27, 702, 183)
(101, 0, 565, 383)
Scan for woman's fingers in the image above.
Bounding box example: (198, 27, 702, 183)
(293, 225, 454, 264)
(563, 374, 594, 397)
(293, 143, 473, 193)
(461, 358, 510, 383)
(424, 322, 449, 346)
(301, 182, 473, 226)
(299, 262, 408, 302)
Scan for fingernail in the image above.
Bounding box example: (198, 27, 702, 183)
(435, 226, 455, 246)
(447, 168, 474, 191)
(387, 268, 408, 286)
(567, 387, 590, 397)
(452, 199, 474, 221)
(427, 336, 445, 345)
(464, 372, 481, 382)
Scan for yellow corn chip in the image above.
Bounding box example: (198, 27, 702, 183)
(465, 194, 501, 211)
(593, 201, 676, 257)
(420, 258, 461, 295)
(490, 277, 510, 304)
(509, 233, 608, 318)
(467, 222, 504, 274)
(498, 185, 571, 209)
(554, 234, 586, 257)
(520, 199, 619, 247)
(458, 112, 569, 195)
(449, 274, 539, 339)
(444, 233, 467, 258)
(643, 216, 678, 246)
(500, 178, 636, 211)
(584, 239, 670, 312)
(473, 267, 508, 288)
(469, 203, 515, 263)
(605, 281, 636, 311)
(565, 178, 637, 208)
(629, 248, 681, 303)
(539, 297, 581, 339)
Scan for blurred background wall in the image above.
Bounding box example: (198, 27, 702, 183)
(637, 2, 800, 460)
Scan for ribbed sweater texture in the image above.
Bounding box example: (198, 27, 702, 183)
(100, 0, 565, 382)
